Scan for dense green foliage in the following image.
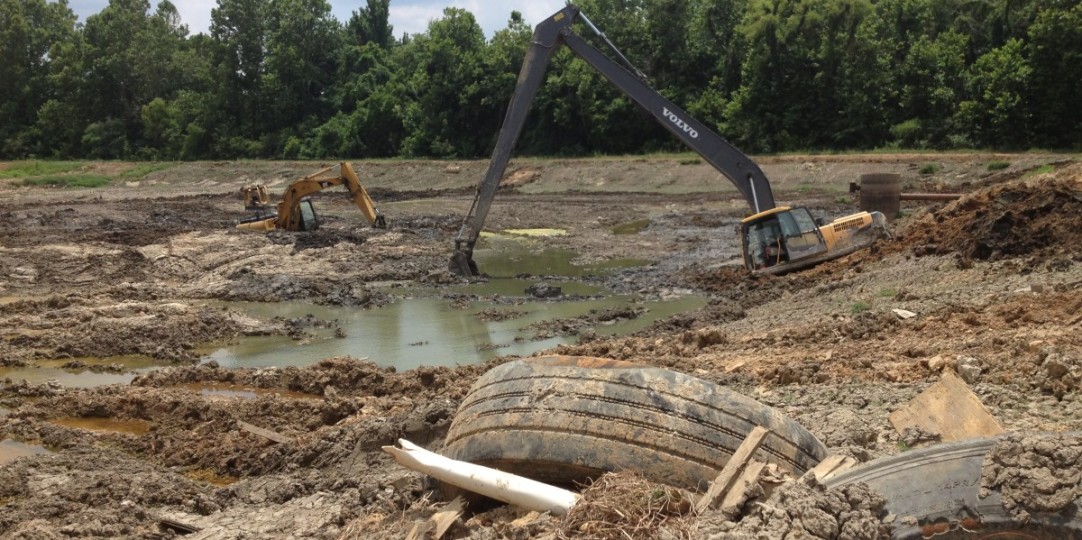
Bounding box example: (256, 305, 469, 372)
(2, 0, 1080, 160)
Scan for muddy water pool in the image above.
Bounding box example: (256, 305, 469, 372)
(0, 356, 161, 387)
(0, 439, 50, 466)
(203, 241, 703, 370)
(204, 290, 705, 371)
(4, 242, 707, 384)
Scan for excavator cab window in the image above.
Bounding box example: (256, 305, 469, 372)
(744, 218, 787, 269)
(298, 199, 319, 231)
(742, 209, 827, 270)
(779, 208, 827, 262)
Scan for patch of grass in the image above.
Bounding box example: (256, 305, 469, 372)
(897, 441, 911, 451)
(19, 175, 113, 188)
(612, 219, 651, 235)
(797, 183, 815, 193)
(1023, 164, 1055, 177)
(918, 163, 941, 175)
(120, 162, 173, 178)
(0, 161, 83, 179)
(986, 160, 1010, 171)
(877, 288, 897, 298)
(678, 158, 701, 165)
(850, 301, 870, 315)
(834, 196, 853, 204)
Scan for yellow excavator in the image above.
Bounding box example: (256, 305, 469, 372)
(237, 162, 387, 232)
(450, 5, 889, 277)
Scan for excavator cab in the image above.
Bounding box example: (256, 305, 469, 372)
(741, 207, 828, 271)
(741, 206, 890, 275)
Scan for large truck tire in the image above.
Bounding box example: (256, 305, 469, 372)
(826, 436, 1082, 539)
(442, 356, 827, 493)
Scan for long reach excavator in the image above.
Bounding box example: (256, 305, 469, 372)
(238, 162, 387, 232)
(450, 5, 888, 277)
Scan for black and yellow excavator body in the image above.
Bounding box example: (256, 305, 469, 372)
(237, 162, 387, 232)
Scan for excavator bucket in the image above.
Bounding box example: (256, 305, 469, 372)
(449, 249, 479, 277)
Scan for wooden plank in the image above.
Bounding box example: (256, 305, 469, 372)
(510, 511, 542, 528)
(888, 370, 1004, 443)
(158, 516, 202, 534)
(695, 426, 770, 513)
(810, 455, 858, 483)
(431, 497, 465, 539)
(719, 459, 766, 515)
(405, 521, 431, 540)
(237, 420, 291, 444)
(402, 497, 465, 540)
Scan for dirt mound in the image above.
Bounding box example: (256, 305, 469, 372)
(698, 474, 891, 539)
(0, 296, 252, 363)
(274, 229, 367, 252)
(897, 164, 1082, 262)
(0, 446, 215, 537)
(982, 432, 1082, 522)
(220, 267, 391, 307)
(131, 357, 488, 401)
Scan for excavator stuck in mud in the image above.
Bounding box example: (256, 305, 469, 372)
(451, 4, 890, 278)
(237, 161, 387, 232)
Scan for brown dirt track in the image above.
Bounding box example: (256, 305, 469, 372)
(0, 154, 1080, 538)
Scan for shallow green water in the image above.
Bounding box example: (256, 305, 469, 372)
(11, 238, 705, 384)
(202, 292, 705, 371)
(473, 237, 648, 278)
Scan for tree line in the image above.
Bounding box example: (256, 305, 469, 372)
(2, 0, 1080, 161)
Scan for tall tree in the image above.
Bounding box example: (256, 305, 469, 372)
(1026, 2, 1082, 148)
(0, 0, 79, 157)
(308, 41, 406, 158)
(262, 0, 341, 153)
(210, 0, 268, 152)
(727, 0, 880, 151)
(684, 0, 751, 129)
(890, 31, 968, 147)
(80, 0, 162, 157)
(348, 0, 392, 48)
(399, 8, 488, 157)
(955, 38, 1032, 148)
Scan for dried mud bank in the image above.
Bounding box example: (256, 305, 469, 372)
(0, 156, 1080, 538)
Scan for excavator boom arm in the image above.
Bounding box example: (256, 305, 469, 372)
(339, 162, 387, 228)
(451, 5, 774, 275)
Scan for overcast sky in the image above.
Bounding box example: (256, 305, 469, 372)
(66, 0, 567, 38)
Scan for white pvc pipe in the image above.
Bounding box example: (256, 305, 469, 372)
(383, 439, 581, 516)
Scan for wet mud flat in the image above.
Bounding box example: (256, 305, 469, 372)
(0, 155, 1080, 538)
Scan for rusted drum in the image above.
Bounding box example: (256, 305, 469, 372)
(859, 173, 902, 221)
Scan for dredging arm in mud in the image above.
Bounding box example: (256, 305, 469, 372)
(237, 162, 387, 232)
(449, 4, 888, 277)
